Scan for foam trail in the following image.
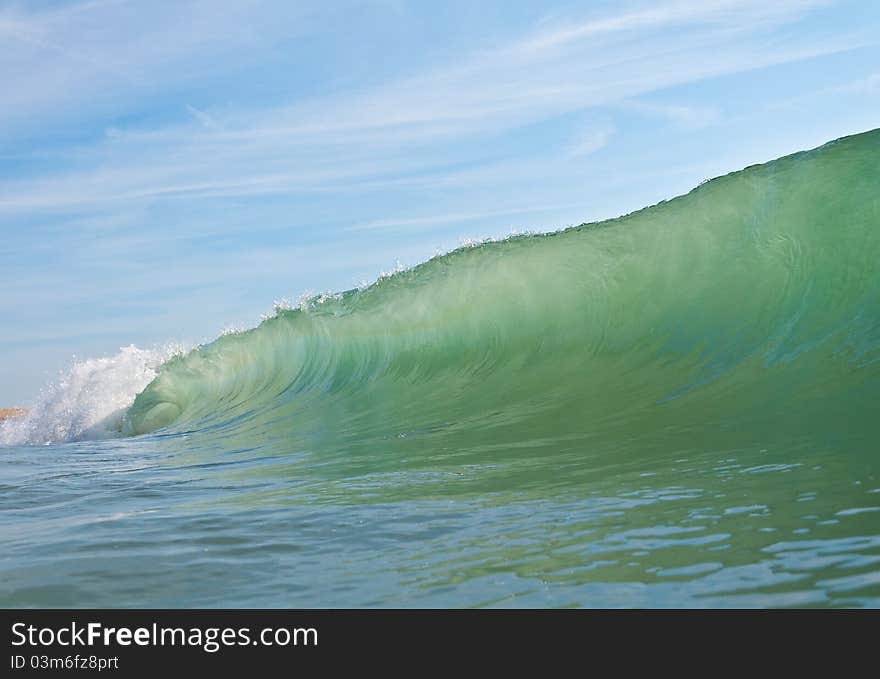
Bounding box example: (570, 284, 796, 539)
(0, 344, 182, 446)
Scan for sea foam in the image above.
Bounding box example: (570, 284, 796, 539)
(0, 344, 182, 446)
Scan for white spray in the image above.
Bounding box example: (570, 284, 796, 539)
(0, 344, 183, 446)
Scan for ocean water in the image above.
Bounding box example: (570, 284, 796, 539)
(2, 130, 879, 608)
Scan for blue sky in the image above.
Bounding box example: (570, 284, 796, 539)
(1, 0, 879, 404)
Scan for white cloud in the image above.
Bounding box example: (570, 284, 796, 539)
(569, 126, 615, 157)
(504, 0, 831, 56)
(0, 0, 868, 218)
(0, 0, 326, 133)
(626, 101, 721, 129)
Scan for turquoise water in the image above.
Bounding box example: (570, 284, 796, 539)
(2, 129, 879, 607)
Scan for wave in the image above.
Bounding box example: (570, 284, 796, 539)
(121, 127, 880, 454)
(7, 128, 880, 455)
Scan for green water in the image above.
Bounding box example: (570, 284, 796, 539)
(2, 129, 879, 607)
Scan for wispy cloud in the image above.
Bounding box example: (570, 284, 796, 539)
(0, 0, 865, 217)
(503, 0, 832, 55)
(0, 0, 326, 135)
(186, 105, 223, 131)
(625, 101, 721, 129)
(569, 126, 615, 157)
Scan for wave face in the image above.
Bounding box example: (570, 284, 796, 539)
(4, 130, 879, 608)
(126, 129, 880, 459)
